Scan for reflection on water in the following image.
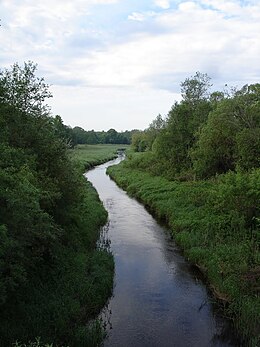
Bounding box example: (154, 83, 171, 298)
(85, 157, 240, 347)
(97, 221, 111, 252)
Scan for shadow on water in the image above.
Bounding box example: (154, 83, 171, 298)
(86, 156, 243, 347)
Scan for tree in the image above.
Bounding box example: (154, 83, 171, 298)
(149, 114, 165, 131)
(236, 128, 260, 170)
(180, 71, 212, 104)
(145, 114, 165, 150)
(105, 128, 118, 144)
(52, 115, 76, 148)
(0, 62, 81, 306)
(191, 83, 260, 178)
(131, 131, 148, 152)
(0, 62, 115, 346)
(72, 126, 88, 144)
(0, 61, 52, 116)
(86, 130, 99, 144)
(190, 104, 238, 178)
(154, 96, 212, 176)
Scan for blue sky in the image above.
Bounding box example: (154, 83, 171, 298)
(1, 0, 260, 130)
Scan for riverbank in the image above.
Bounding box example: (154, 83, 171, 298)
(87, 157, 241, 346)
(2, 147, 118, 347)
(107, 160, 260, 345)
(3, 179, 114, 347)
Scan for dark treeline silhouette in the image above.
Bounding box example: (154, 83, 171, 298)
(52, 118, 137, 148)
(71, 126, 136, 145)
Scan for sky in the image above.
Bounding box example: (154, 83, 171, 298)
(1, 0, 260, 131)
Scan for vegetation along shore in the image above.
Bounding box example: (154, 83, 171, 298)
(108, 73, 260, 345)
(1, 61, 259, 346)
(0, 63, 116, 346)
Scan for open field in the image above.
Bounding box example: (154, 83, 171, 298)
(70, 144, 129, 171)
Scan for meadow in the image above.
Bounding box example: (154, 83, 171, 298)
(70, 144, 129, 171)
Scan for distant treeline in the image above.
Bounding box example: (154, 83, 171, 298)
(55, 120, 136, 147)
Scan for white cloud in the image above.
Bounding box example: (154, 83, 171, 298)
(154, 0, 171, 10)
(63, 1, 260, 91)
(49, 85, 177, 131)
(128, 12, 147, 21)
(178, 1, 198, 11)
(128, 11, 156, 22)
(201, 0, 247, 14)
(1, 0, 260, 130)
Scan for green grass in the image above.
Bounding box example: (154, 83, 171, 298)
(108, 159, 260, 345)
(70, 144, 129, 171)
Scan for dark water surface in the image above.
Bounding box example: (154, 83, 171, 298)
(86, 157, 239, 347)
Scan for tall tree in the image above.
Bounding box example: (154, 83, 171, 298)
(191, 83, 260, 178)
(0, 61, 52, 116)
(154, 73, 212, 176)
(180, 71, 212, 105)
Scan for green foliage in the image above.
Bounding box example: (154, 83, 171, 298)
(236, 127, 260, 170)
(51, 115, 76, 148)
(0, 62, 114, 346)
(107, 73, 260, 344)
(131, 131, 148, 152)
(131, 115, 165, 153)
(130, 72, 213, 177)
(142, 99, 212, 178)
(131, 75, 259, 181)
(180, 71, 212, 104)
(191, 86, 260, 178)
(72, 126, 133, 145)
(190, 104, 238, 178)
(0, 61, 52, 116)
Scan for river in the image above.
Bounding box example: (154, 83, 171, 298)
(85, 156, 240, 347)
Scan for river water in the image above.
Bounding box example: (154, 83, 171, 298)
(85, 156, 239, 347)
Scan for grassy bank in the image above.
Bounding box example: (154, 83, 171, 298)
(70, 144, 129, 171)
(107, 159, 260, 345)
